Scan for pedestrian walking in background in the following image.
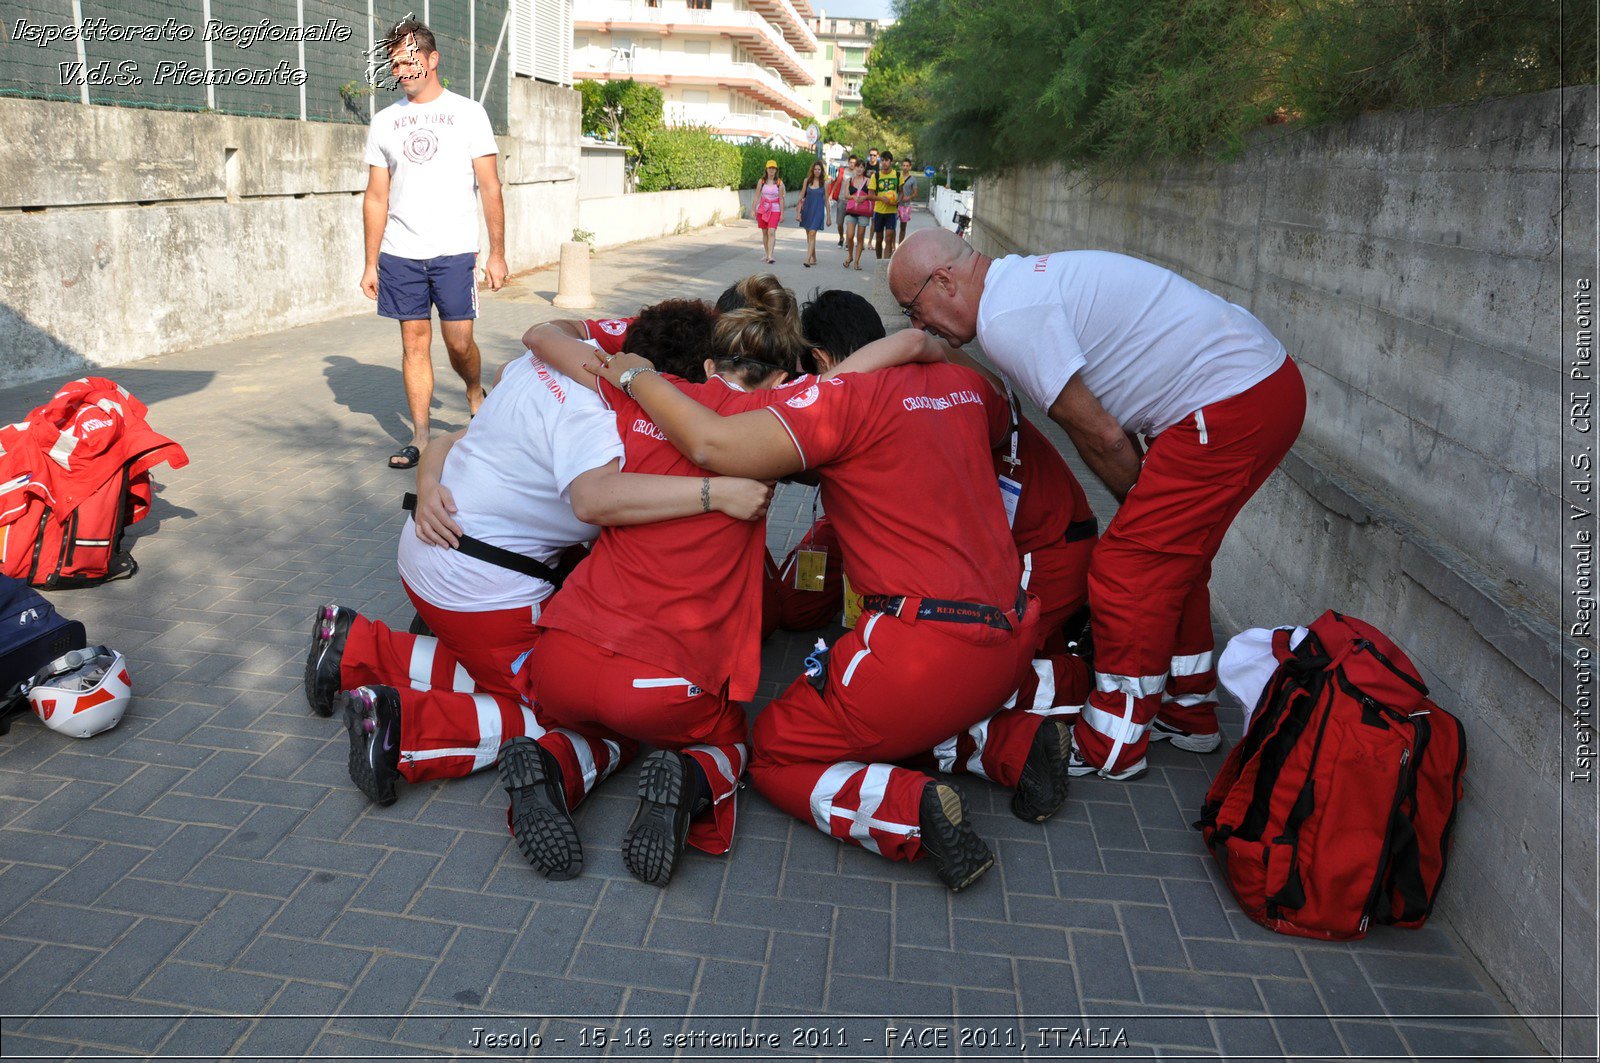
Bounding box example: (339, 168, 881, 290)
(360, 18, 506, 471)
(755, 161, 784, 264)
(798, 161, 828, 267)
(829, 156, 854, 247)
(871, 151, 901, 260)
(898, 159, 918, 242)
(843, 159, 873, 270)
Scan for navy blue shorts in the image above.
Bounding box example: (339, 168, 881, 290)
(377, 252, 479, 321)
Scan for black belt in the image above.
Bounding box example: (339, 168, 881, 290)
(1064, 517, 1099, 543)
(402, 493, 564, 587)
(860, 586, 1028, 631)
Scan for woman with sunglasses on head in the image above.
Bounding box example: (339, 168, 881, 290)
(842, 159, 872, 270)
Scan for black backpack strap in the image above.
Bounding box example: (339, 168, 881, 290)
(402, 494, 564, 588)
(1380, 715, 1435, 925)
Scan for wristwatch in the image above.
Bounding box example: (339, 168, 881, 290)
(618, 366, 656, 397)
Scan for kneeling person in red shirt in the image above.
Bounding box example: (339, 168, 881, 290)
(590, 335, 1078, 892)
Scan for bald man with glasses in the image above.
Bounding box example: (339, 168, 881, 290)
(889, 229, 1305, 782)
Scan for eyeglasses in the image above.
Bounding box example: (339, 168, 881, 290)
(729, 356, 792, 381)
(900, 272, 936, 321)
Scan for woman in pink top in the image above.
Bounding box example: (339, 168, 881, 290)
(754, 161, 784, 264)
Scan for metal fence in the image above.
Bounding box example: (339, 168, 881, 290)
(0, 0, 512, 131)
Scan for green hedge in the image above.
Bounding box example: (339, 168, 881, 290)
(737, 144, 820, 190)
(633, 127, 742, 192)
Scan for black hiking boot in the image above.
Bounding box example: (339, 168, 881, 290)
(499, 736, 583, 881)
(918, 781, 993, 892)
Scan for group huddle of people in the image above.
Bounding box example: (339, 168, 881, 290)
(305, 228, 1306, 894)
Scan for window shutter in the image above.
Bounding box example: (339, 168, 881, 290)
(534, 0, 572, 84)
(511, 0, 537, 77)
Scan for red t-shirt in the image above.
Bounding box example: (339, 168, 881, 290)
(581, 317, 635, 355)
(1000, 410, 1096, 555)
(767, 363, 1022, 607)
(537, 375, 800, 702)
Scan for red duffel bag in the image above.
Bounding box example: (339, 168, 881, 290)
(0, 378, 188, 588)
(1195, 611, 1467, 940)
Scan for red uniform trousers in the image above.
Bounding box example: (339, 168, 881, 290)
(337, 585, 622, 807)
(1021, 534, 1095, 656)
(749, 601, 1041, 863)
(521, 629, 748, 856)
(1075, 359, 1306, 775)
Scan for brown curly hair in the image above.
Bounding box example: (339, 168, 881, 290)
(621, 298, 719, 382)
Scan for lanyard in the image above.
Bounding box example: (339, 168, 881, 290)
(1002, 382, 1021, 471)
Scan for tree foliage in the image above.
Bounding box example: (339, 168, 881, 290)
(822, 109, 913, 160)
(884, 0, 1597, 172)
(860, 31, 933, 133)
(578, 79, 665, 159)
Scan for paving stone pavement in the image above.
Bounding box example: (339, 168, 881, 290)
(0, 218, 1554, 1061)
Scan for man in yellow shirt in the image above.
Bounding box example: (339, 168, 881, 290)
(870, 151, 901, 259)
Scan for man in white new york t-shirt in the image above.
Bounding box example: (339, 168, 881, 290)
(361, 18, 507, 472)
(889, 229, 1306, 784)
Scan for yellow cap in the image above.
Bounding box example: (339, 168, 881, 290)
(765, 159, 778, 169)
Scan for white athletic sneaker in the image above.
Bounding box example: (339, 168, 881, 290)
(1148, 718, 1222, 754)
(1066, 740, 1148, 782)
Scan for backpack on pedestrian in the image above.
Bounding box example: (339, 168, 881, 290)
(1194, 611, 1467, 941)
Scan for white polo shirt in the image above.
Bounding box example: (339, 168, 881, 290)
(364, 89, 498, 260)
(397, 351, 625, 613)
(975, 250, 1287, 436)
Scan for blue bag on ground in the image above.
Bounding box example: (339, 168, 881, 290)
(0, 575, 87, 733)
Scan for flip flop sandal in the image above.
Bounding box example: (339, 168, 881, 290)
(388, 444, 420, 469)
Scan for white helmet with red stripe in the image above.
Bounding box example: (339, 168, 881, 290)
(23, 646, 132, 738)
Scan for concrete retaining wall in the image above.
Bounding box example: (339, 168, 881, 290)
(970, 87, 1594, 1055)
(577, 187, 742, 251)
(0, 77, 580, 386)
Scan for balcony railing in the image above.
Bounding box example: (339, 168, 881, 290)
(575, 1, 815, 85)
(665, 100, 809, 149)
(745, 0, 820, 53)
(576, 53, 815, 119)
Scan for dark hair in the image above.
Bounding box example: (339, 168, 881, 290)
(622, 298, 718, 383)
(880, 151, 894, 162)
(712, 274, 813, 384)
(385, 19, 437, 57)
(848, 154, 859, 163)
(800, 289, 885, 368)
(714, 284, 746, 314)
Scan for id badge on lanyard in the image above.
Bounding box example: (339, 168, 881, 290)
(794, 547, 828, 591)
(795, 487, 828, 590)
(998, 383, 1022, 528)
